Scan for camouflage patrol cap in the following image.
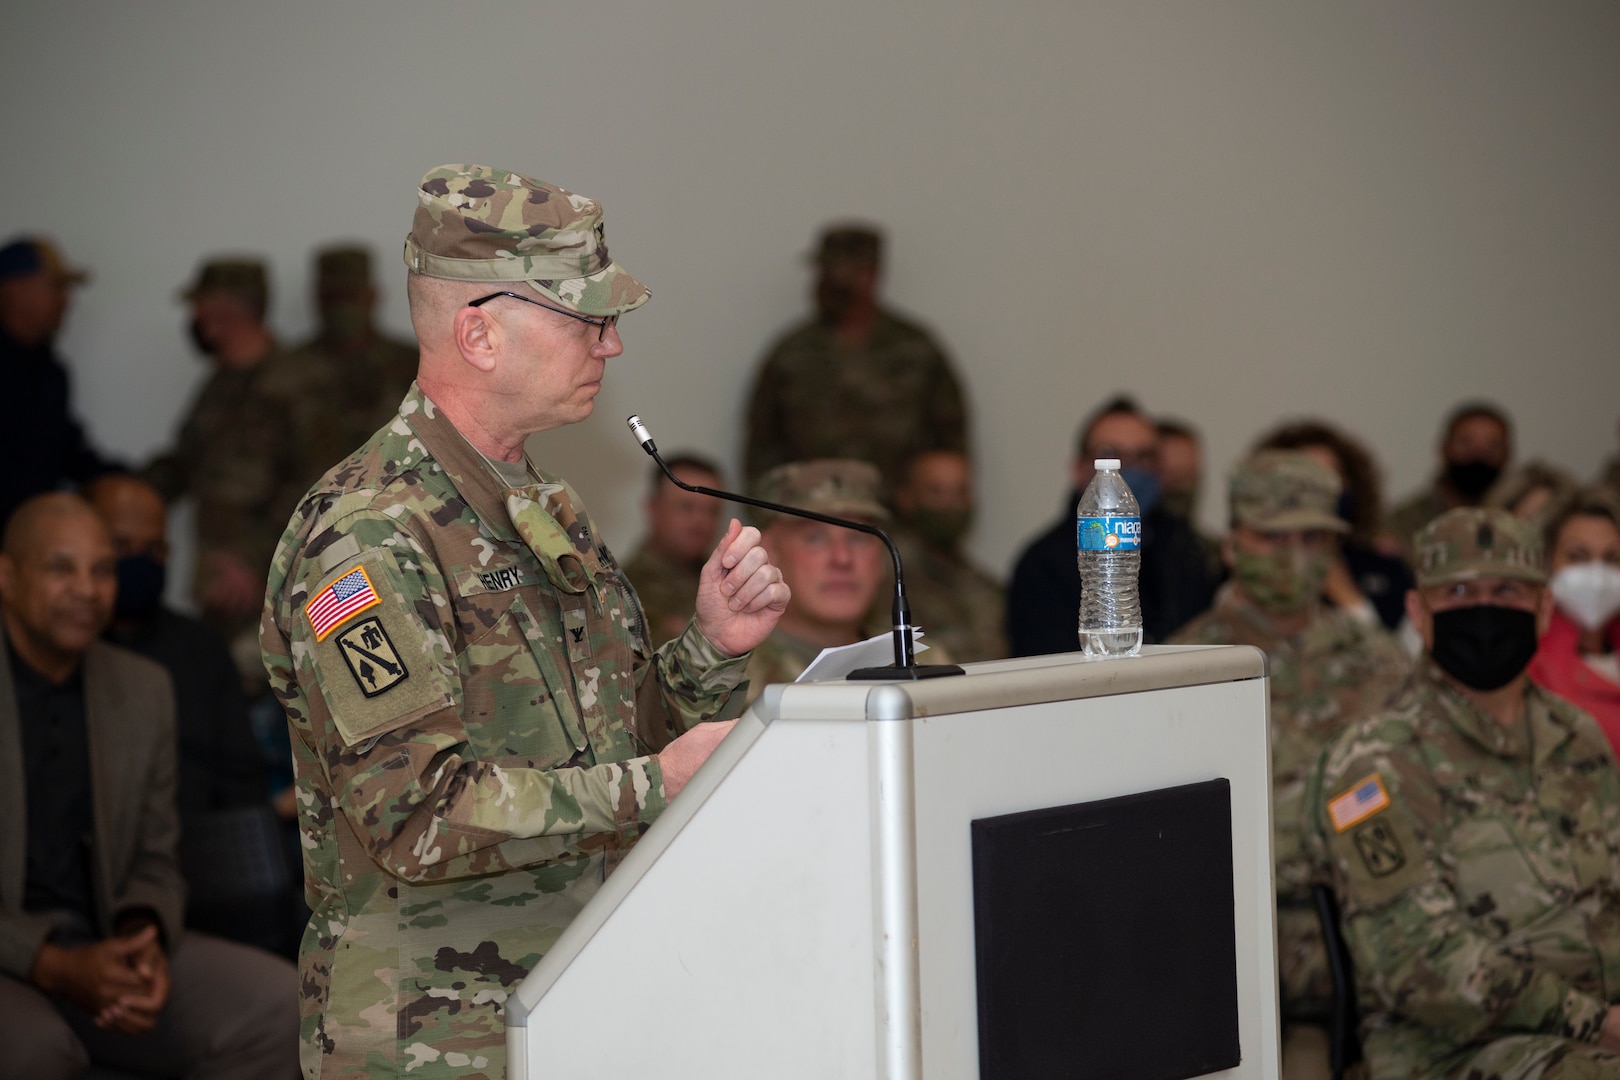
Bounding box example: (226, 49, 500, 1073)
(751, 459, 890, 529)
(315, 245, 372, 291)
(0, 236, 89, 284)
(811, 224, 883, 268)
(1229, 450, 1348, 534)
(181, 258, 269, 307)
(404, 164, 649, 317)
(1413, 507, 1546, 588)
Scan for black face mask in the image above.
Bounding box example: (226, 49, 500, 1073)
(114, 554, 167, 620)
(1445, 460, 1502, 499)
(1429, 604, 1538, 691)
(188, 318, 218, 357)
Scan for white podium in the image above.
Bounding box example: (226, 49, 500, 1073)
(507, 646, 1278, 1080)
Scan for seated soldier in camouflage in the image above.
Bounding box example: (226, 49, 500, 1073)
(1170, 451, 1409, 1073)
(1307, 507, 1620, 1079)
(743, 460, 894, 702)
(622, 453, 725, 647)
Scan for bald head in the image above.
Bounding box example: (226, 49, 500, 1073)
(407, 272, 484, 350)
(0, 493, 117, 679)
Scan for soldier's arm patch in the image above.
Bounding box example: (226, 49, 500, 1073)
(1327, 773, 1390, 832)
(306, 549, 455, 748)
(305, 564, 382, 641)
(334, 616, 408, 698)
(1351, 818, 1406, 876)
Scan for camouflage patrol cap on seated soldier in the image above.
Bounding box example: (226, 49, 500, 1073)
(1413, 506, 1546, 588)
(180, 258, 269, 308)
(1229, 450, 1349, 534)
(403, 164, 649, 317)
(750, 459, 890, 530)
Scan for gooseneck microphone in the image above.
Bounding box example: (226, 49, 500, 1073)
(627, 415, 963, 681)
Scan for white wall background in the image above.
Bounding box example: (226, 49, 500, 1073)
(4, 1, 1618, 581)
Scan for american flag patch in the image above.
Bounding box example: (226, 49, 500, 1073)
(1328, 773, 1390, 833)
(304, 566, 382, 641)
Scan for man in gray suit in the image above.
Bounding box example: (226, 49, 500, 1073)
(0, 493, 297, 1079)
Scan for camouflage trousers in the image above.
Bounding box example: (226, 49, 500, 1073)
(1444, 1035, 1620, 1080)
(1277, 903, 1332, 1018)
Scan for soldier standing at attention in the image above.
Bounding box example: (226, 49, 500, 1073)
(742, 223, 968, 491)
(621, 453, 726, 647)
(1169, 451, 1408, 1078)
(261, 164, 788, 1078)
(1307, 507, 1620, 1079)
(295, 244, 420, 459)
(145, 258, 336, 679)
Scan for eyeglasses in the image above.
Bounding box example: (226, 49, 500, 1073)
(467, 290, 619, 341)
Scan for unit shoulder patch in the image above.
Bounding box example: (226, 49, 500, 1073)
(335, 616, 409, 697)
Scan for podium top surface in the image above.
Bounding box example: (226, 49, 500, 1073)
(764, 644, 1267, 723)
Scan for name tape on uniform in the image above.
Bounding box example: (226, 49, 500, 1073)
(1328, 773, 1391, 833)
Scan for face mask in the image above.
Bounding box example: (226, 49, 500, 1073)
(1161, 489, 1197, 521)
(1429, 605, 1538, 691)
(1335, 490, 1357, 528)
(1118, 466, 1160, 516)
(905, 507, 973, 550)
(1445, 460, 1502, 499)
(114, 554, 167, 620)
(1232, 546, 1330, 616)
(1550, 562, 1620, 632)
(188, 318, 217, 357)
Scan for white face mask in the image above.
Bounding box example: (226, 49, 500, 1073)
(1550, 562, 1620, 633)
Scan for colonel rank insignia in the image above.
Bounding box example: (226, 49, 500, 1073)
(336, 617, 409, 697)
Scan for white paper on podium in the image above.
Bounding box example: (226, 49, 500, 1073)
(795, 629, 928, 683)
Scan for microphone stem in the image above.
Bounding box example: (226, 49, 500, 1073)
(646, 450, 916, 669)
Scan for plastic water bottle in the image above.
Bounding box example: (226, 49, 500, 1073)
(1077, 458, 1143, 657)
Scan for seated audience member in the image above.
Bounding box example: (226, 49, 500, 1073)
(622, 454, 725, 647)
(743, 223, 968, 492)
(0, 236, 119, 527)
(1382, 401, 1513, 560)
(1529, 489, 1620, 752)
(0, 493, 296, 1079)
(890, 448, 1005, 662)
(86, 475, 292, 954)
(744, 460, 892, 702)
(1006, 396, 1220, 655)
(1488, 460, 1581, 535)
(1169, 451, 1408, 1072)
(1258, 420, 1415, 631)
(1156, 417, 1204, 524)
(1308, 507, 1620, 1080)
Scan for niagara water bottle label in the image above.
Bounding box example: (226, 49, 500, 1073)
(1077, 515, 1142, 552)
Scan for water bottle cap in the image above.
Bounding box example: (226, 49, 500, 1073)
(1094, 458, 1120, 470)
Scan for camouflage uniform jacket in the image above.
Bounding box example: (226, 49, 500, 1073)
(260, 384, 750, 1078)
(620, 544, 700, 648)
(892, 525, 1006, 663)
(741, 627, 824, 706)
(294, 332, 421, 466)
(743, 309, 967, 489)
(146, 348, 341, 615)
(1306, 663, 1620, 1079)
(1170, 587, 1408, 1014)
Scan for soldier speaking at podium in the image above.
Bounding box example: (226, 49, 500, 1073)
(261, 164, 788, 1078)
